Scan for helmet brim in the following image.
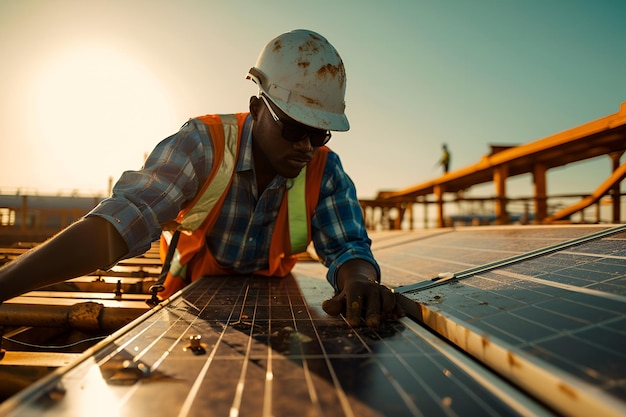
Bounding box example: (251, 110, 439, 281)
(274, 97, 350, 132)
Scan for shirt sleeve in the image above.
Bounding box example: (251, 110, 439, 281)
(311, 151, 380, 291)
(86, 119, 214, 258)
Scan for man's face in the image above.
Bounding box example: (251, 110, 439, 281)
(251, 96, 325, 179)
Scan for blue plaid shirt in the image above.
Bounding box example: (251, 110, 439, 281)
(87, 114, 379, 289)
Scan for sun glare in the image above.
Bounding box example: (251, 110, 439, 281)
(29, 45, 176, 193)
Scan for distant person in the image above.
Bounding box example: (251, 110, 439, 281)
(0, 30, 401, 327)
(440, 143, 451, 174)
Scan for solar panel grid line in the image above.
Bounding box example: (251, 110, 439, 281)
(195, 285, 258, 415)
(489, 269, 626, 303)
(399, 319, 557, 417)
(375, 240, 514, 287)
(365, 340, 453, 417)
(399, 225, 626, 294)
(561, 250, 626, 260)
(263, 283, 276, 417)
(367, 321, 504, 417)
(283, 282, 325, 417)
(454, 233, 611, 277)
(335, 320, 427, 417)
(217, 275, 540, 416)
(370, 228, 585, 280)
(379, 260, 455, 281)
(520, 320, 625, 379)
(414, 305, 626, 417)
(322, 328, 458, 417)
(292, 276, 554, 416)
(384, 251, 478, 269)
(374, 317, 553, 417)
(175, 279, 248, 417)
(334, 316, 450, 417)
(285, 284, 357, 417)
(221, 281, 275, 416)
(450, 272, 626, 354)
(369, 229, 455, 252)
(221, 274, 364, 415)
(402, 242, 523, 257)
(505, 255, 626, 298)
(234, 287, 262, 417)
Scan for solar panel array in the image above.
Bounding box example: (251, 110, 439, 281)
(1, 224, 624, 417)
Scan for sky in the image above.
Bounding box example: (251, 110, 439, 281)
(1, 0, 625, 206)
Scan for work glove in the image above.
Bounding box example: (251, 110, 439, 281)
(322, 278, 403, 327)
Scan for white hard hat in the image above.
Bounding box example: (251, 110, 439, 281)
(247, 29, 349, 131)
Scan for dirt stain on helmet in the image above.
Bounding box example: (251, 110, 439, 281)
(316, 63, 346, 88)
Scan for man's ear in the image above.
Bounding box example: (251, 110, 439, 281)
(249, 96, 262, 120)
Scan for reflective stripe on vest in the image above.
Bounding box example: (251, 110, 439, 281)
(287, 166, 308, 254)
(178, 114, 240, 233)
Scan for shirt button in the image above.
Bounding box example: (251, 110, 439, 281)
(248, 237, 254, 242)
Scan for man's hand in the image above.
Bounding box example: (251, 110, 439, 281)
(322, 259, 403, 327)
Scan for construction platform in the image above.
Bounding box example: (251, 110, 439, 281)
(0, 224, 624, 416)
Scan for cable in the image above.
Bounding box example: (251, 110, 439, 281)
(2, 335, 107, 350)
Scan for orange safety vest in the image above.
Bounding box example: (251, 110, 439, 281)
(158, 113, 328, 299)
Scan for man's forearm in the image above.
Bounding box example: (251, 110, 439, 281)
(0, 216, 129, 302)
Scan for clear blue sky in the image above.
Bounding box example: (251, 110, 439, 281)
(1, 0, 625, 201)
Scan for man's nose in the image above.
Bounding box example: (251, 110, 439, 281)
(292, 136, 313, 151)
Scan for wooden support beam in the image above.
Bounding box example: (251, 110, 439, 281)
(609, 151, 624, 223)
(493, 165, 509, 224)
(533, 163, 548, 222)
(434, 184, 445, 228)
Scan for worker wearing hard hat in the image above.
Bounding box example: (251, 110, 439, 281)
(0, 30, 400, 327)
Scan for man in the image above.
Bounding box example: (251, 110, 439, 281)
(440, 143, 451, 174)
(0, 30, 399, 327)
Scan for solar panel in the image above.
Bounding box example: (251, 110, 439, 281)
(399, 225, 626, 417)
(0, 273, 555, 417)
(372, 226, 612, 287)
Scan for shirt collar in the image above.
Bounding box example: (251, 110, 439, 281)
(237, 114, 254, 173)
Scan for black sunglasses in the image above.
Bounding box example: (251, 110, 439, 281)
(260, 95, 332, 147)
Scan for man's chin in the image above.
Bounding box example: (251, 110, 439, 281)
(279, 166, 304, 179)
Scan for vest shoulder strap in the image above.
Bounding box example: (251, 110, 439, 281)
(177, 114, 244, 232)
